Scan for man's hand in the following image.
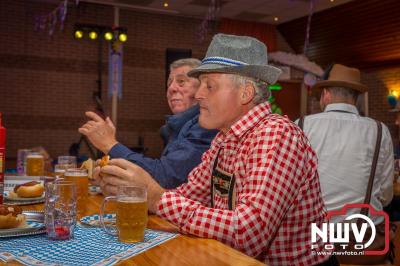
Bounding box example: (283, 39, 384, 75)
(99, 158, 165, 213)
(78, 111, 118, 154)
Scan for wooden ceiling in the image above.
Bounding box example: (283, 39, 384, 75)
(278, 0, 400, 69)
(79, 0, 353, 25)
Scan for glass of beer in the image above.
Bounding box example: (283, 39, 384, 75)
(64, 168, 88, 219)
(57, 156, 77, 170)
(100, 186, 148, 243)
(26, 152, 44, 176)
(54, 164, 66, 179)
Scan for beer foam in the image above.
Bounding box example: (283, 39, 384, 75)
(27, 154, 43, 158)
(64, 171, 87, 177)
(118, 197, 146, 203)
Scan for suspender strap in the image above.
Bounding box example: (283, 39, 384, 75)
(210, 148, 222, 208)
(361, 120, 382, 216)
(298, 116, 305, 130)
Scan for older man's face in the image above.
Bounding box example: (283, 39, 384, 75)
(195, 73, 243, 132)
(167, 65, 200, 114)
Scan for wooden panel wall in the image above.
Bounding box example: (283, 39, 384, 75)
(278, 0, 400, 69)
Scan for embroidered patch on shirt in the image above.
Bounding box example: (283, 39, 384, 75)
(212, 166, 236, 210)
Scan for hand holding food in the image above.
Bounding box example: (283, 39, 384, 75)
(99, 155, 110, 167)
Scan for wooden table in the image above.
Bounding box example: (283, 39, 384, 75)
(3, 195, 399, 266)
(2, 195, 264, 266)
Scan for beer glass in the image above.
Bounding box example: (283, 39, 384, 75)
(64, 168, 88, 218)
(26, 152, 44, 176)
(57, 156, 77, 170)
(54, 164, 66, 179)
(100, 186, 148, 243)
(45, 181, 77, 240)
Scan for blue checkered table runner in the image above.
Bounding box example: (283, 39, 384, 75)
(0, 225, 178, 266)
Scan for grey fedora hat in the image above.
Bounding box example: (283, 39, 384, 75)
(188, 33, 282, 84)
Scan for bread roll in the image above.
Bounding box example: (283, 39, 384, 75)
(14, 181, 44, 198)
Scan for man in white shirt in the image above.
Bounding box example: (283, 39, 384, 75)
(296, 64, 393, 225)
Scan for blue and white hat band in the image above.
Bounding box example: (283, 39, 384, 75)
(202, 56, 249, 67)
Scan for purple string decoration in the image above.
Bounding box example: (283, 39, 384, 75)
(49, 10, 58, 35)
(59, 0, 68, 31)
(39, 16, 47, 31)
(34, 0, 73, 36)
(303, 0, 316, 56)
(34, 16, 40, 31)
(198, 0, 220, 42)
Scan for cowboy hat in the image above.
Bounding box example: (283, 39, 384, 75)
(312, 64, 368, 93)
(188, 33, 282, 84)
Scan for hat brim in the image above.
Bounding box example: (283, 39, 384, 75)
(187, 63, 282, 85)
(312, 80, 368, 95)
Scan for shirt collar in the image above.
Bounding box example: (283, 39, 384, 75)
(165, 104, 199, 132)
(214, 102, 272, 143)
(324, 103, 359, 115)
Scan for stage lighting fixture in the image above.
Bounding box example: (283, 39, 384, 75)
(89, 31, 98, 40)
(73, 24, 128, 43)
(74, 30, 83, 39)
(118, 33, 127, 42)
(104, 31, 113, 41)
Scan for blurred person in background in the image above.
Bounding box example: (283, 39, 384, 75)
(296, 64, 393, 225)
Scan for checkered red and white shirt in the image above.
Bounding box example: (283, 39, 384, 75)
(157, 102, 330, 266)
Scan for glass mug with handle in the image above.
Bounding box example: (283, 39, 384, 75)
(100, 186, 148, 243)
(57, 155, 77, 170)
(45, 180, 77, 240)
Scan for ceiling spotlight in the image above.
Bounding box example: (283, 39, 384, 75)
(163, 2, 169, 7)
(330, 0, 335, 2)
(274, 17, 279, 22)
(74, 30, 83, 39)
(104, 31, 114, 41)
(89, 31, 98, 40)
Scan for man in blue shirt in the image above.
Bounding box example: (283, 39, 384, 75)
(79, 58, 217, 189)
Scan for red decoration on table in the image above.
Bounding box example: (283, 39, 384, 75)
(54, 225, 71, 240)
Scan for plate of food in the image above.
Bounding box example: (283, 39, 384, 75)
(4, 181, 45, 205)
(0, 205, 45, 238)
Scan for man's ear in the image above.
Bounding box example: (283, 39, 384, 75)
(323, 88, 333, 102)
(240, 83, 255, 105)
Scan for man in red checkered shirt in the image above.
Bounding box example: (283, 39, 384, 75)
(98, 34, 336, 265)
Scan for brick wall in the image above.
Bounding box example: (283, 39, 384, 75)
(0, 0, 213, 168)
